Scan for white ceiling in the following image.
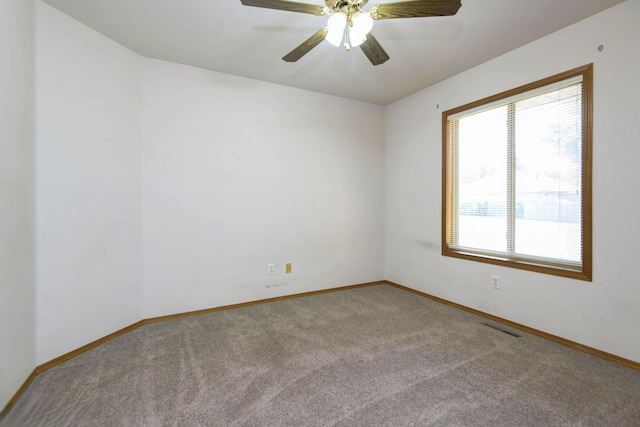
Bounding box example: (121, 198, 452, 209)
(42, 0, 624, 105)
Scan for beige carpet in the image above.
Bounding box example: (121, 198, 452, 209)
(3, 284, 640, 426)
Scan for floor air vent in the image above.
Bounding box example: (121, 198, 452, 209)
(483, 322, 522, 338)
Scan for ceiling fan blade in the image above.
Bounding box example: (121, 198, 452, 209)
(370, 0, 461, 20)
(282, 28, 329, 62)
(240, 0, 326, 15)
(359, 33, 389, 65)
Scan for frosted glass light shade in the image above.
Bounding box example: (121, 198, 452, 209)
(349, 12, 373, 47)
(326, 13, 347, 47)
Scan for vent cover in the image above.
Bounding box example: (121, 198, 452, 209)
(483, 322, 522, 338)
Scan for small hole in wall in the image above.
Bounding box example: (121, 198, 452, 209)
(598, 44, 604, 52)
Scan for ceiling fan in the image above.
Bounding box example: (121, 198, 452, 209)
(240, 0, 462, 65)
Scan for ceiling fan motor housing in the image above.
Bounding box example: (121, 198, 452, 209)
(325, 0, 368, 14)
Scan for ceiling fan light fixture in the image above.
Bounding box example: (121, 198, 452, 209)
(326, 10, 373, 49)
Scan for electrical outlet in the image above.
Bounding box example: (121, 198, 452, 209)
(268, 264, 275, 275)
(492, 274, 500, 289)
(285, 262, 292, 274)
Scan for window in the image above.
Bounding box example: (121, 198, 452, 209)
(442, 64, 592, 280)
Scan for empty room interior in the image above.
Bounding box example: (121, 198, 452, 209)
(2, 0, 640, 424)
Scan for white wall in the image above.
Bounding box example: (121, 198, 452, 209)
(33, 1, 384, 362)
(142, 59, 385, 317)
(385, 0, 640, 363)
(0, 0, 36, 410)
(35, 2, 142, 364)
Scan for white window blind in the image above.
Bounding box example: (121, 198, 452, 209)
(448, 75, 584, 271)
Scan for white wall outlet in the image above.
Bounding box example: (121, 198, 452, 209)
(268, 264, 275, 275)
(492, 274, 500, 289)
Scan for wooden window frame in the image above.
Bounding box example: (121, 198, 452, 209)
(442, 64, 593, 281)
